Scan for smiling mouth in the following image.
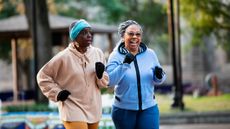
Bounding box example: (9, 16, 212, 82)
(130, 40, 138, 44)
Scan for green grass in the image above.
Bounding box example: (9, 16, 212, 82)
(156, 93, 230, 114)
(3, 103, 57, 112)
(3, 93, 230, 114)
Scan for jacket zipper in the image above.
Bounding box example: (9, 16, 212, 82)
(134, 58, 142, 110)
(74, 44, 89, 87)
(82, 60, 88, 87)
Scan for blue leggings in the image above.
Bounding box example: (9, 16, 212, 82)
(111, 105, 159, 129)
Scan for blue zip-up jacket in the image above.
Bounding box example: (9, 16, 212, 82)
(106, 42, 166, 110)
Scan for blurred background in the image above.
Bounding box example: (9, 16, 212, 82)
(0, 0, 230, 129)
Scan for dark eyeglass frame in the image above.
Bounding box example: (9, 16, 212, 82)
(126, 32, 142, 37)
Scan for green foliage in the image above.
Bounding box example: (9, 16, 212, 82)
(95, 0, 168, 34)
(157, 93, 230, 114)
(190, 29, 203, 46)
(101, 88, 108, 94)
(138, 1, 168, 34)
(96, 0, 127, 23)
(0, 40, 12, 63)
(180, 0, 230, 61)
(3, 103, 57, 112)
(58, 6, 86, 19)
(54, 0, 87, 19)
(0, 0, 20, 19)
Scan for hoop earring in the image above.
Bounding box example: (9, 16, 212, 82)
(74, 42, 79, 48)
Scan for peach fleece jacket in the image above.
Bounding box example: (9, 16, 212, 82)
(37, 43, 109, 123)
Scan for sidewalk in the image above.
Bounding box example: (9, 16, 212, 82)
(1, 111, 230, 129)
(160, 111, 230, 124)
(160, 123, 230, 129)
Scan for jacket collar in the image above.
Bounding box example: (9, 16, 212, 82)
(118, 42, 147, 55)
(68, 42, 91, 63)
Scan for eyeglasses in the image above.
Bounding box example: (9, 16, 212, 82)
(126, 32, 142, 37)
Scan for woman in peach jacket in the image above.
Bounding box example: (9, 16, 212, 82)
(37, 19, 109, 129)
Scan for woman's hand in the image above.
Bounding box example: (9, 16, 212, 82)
(123, 53, 135, 64)
(154, 66, 163, 79)
(95, 62, 105, 79)
(57, 90, 71, 101)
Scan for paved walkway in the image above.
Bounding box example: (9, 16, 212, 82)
(160, 111, 230, 124)
(160, 124, 230, 129)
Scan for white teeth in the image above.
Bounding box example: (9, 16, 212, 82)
(130, 40, 137, 43)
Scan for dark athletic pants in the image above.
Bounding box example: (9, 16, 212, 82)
(112, 105, 159, 129)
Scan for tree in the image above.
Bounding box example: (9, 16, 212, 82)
(23, 0, 52, 103)
(180, 0, 230, 62)
(0, 0, 21, 19)
(0, 0, 52, 103)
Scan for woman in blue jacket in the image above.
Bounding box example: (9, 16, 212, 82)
(106, 20, 166, 129)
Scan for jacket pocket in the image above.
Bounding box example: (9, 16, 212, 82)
(115, 96, 121, 102)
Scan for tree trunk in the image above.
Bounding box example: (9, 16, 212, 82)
(24, 0, 52, 103)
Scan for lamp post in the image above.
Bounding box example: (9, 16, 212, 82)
(167, 0, 184, 110)
(31, 0, 39, 102)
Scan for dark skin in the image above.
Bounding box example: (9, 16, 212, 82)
(74, 27, 93, 54)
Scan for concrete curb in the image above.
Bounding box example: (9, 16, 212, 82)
(160, 111, 230, 124)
